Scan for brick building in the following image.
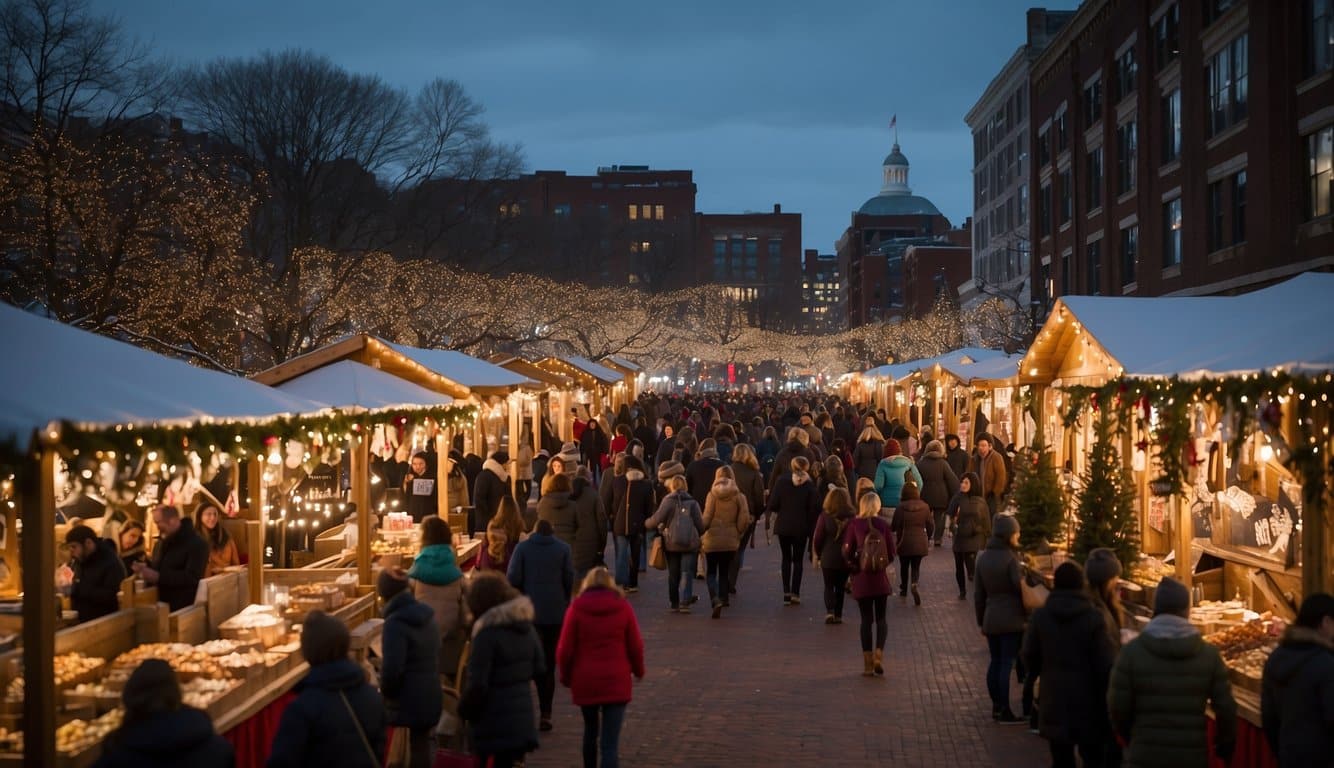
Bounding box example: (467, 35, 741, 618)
(1027, 0, 1334, 308)
(800, 250, 845, 332)
(904, 243, 974, 319)
(694, 207, 803, 330)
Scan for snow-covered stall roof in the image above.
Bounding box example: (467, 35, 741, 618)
(605, 355, 642, 373)
(933, 352, 1023, 385)
(0, 303, 326, 445)
(273, 359, 454, 411)
(863, 347, 1014, 383)
(384, 343, 532, 390)
(563, 356, 624, 385)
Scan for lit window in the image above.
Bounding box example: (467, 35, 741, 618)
(628, 205, 638, 220)
(1163, 197, 1183, 267)
(641, 204, 652, 219)
(1162, 89, 1181, 164)
(1307, 126, 1333, 219)
(654, 204, 665, 220)
(1207, 33, 1249, 136)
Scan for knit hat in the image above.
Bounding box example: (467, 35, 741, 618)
(558, 442, 581, 473)
(883, 438, 902, 457)
(1053, 561, 1085, 591)
(491, 450, 510, 465)
(657, 460, 685, 481)
(1154, 577, 1191, 617)
(377, 567, 411, 601)
(300, 610, 350, 666)
(1084, 548, 1123, 587)
(924, 439, 945, 457)
(992, 514, 1020, 539)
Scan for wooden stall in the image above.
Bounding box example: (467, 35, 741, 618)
(535, 356, 623, 424)
(602, 356, 644, 407)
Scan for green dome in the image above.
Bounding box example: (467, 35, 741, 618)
(883, 147, 909, 166)
(857, 194, 942, 217)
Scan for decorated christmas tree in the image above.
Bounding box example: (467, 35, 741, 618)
(1010, 438, 1065, 549)
(1072, 411, 1140, 568)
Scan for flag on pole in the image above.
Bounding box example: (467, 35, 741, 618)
(889, 114, 896, 129)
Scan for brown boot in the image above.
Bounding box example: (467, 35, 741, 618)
(862, 651, 875, 677)
(873, 648, 885, 676)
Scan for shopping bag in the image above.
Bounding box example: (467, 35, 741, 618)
(648, 536, 667, 570)
(1020, 569, 1050, 614)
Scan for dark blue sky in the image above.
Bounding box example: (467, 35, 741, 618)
(97, 0, 1076, 253)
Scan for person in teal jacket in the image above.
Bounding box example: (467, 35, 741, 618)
(873, 438, 922, 512)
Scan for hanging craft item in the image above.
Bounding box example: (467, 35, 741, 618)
(1147, 495, 1167, 533)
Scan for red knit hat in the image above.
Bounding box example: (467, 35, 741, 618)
(883, 438, 902, 458)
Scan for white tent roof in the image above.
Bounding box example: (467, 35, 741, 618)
(1058, 272, 1334, 378)
(0, 303, 325, 444)
(862, 347, 1014, 383)
(274, 360, 454, 411)
(606, 355, 642, 373)
(934, 353, 1023, 384)
(384, 342, 531, 389)
(564, 356, 623, 384)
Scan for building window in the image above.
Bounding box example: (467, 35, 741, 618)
(1084, 79, 1102, 128)
(1163, 197, 1183, 267)
(1162, 88, 1182, 164)
(1208, 180, 1226, 252)
(1117, 120, 1138, 194)
(627, 204, 638, 220)
(1120, 225, 1138, 286)
(1308, 126, 1333, 219)
(1311, 0, 1334, 76)
(1204, 0, 1238, 26)
(1059, 168, 1072, 224)
(1038, 127, 1051, 167)
(1087, 240, 1102, 295)
(654, 204, 665, 220)
(1116, 47, 1137, 101)
(1232, 170, 1247, 244)
(1039, 181, 1052, 235)
(1061, 252, 1072, 296)
(1208, 33, 1249, 137)
(641, 204, 652, 219)
(553, 203, 571, 217)
(1018, 184, 1028, 223)
(1056, 112, 1069, 153)
(1154, 3, 1180, 71)
(1087, 147, 1103, 210)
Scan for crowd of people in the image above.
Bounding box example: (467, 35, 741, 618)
(62, 390, 1334, 767)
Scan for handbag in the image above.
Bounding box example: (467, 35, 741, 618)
(648, 535, 667, 570)
(1020, 568, 1050, 614)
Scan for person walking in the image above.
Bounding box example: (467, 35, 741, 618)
(644, 474, 704, 613)
(538, 472, 578, 552)
(890, 483, 933, 606)
(852, 426, 885, 484)
(1084, 548, 1126, 653)
(968, 435, 1008, 521)
(1108, 576, 1236, 768)
(916, 440, 959, 548)
(516, 427, 535, 503)
(472, 450, 512, 536)
(93, 659, 234, 768)
(461, 572, 545, 768)
(557, 567, 646, 768)
(508, 519, 575, 733)
(811, 486, 854, 625)
(407, 517, 467, 683)
(769, 428, 816, 491)
(1261, 592, 1334, 767)
(873, 439, 922, 514)
(377, 569, 441, 768)
(756, 426, 780, 481)
(841, 492, 896, 676)
(610, 456, 655, 592)
(766, 455, 821, 606)
(570, 468, 609, 578)
(476, 496, 523, 573)
(946, 473, 989, 600)
(685, 438, 725, 510)
(1020, 562, 1116, 768)
(728, 443, 766, 596)
(701, 466, 750, 619)
(975, 514, 1027, 724)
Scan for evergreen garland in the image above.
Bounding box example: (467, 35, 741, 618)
(1010, 438, 1065, 549)
(1072, 411, 1140, 569)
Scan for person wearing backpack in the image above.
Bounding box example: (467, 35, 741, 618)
(811, 486, 855, 625)
(841, 491, 897, 677)
(644, 474, 704, 613)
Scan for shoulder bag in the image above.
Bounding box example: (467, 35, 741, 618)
(1020, 565, 1050, 614)
(338, 690, 382, 767)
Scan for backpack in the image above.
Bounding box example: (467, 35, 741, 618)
(859, 520, 890, 573)
(666, 498, 698, 551)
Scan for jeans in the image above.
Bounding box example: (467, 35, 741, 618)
(664, 550, 697, 607)
(857, 595, 888, 651)
(778, 535, 805, 596)
(704, 551, 734, 605)
(613, 534, 641, 588)
(728, 523, 755, 592)
(822, 567, 848, 617)
(986, 631, 1023, 712)
(931, 507, 947, 544)
(953, 551, 977, 594)
(535, 623, 560, 717)
(581, 702, 627, 768)
(898, 555, 923, 592)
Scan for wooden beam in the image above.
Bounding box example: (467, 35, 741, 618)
(21, 445, 57, 768)
(352, 435, 371, 588)
(1174, 494, 1192, 585)
(246, 457, 264, 605)
(250, 335, 368, 385)
(1249, 569, 1297, 621)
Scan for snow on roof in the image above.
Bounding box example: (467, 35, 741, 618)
(0, 303, 325, 444)
(274, 360, 453, 410)
(934, 352, 1023, 384)
(1057, 272, 1334, 378)
(862, 347, 1013, 383)
(563, 356, 623, 384)
(384, 342, 531, 389)
(606, 355, 642, 372)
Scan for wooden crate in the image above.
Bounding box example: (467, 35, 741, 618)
(169, 605, 208, 645)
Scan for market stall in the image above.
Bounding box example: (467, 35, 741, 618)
(896, 349, 1022, 444)
(534, 356, 622, 427)
(601, 355, 644, 407)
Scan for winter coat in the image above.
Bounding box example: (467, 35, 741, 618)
(472, 459, 511, 534)
(537, 491, 578, 549)
(731, 462, 766, 531)
(516, 443, 534, 481)
(873, 456, 922, 510)
(947, 493, 989, 554)
(442, 456, 470, 510)
(150, 519, 209, 612)
(840, 516, 896, 600)
(465, 596, 544, 756)
(404, 464, 439, 522)
(974, 536, 1025, 635)
(1108, 614, 1236, 768)
(715, 440, 735, 466)
(756, 437, 781, 478)
(945, 444, 970, 482)
(508, 531, 574, 627)
(890, 499, 935, 558)
(94, 707, 233, 768)
(610, 470, 656, 537)
(569, 479, 608, 572)
(812, 510, 854, 570)
(766, 471, 821, 539)
(916, 451, 959, 510)
(685, 451, 725, 509)
(408, 544, 466, 639)
(969, 450, 1008, 500)
(1020, 589, 1116, 746)
(72, 538, 127, 622)
(556, 587, 645, 707)
(266, 658, 386, 768)
(1261, 626, 1334, 767)
(634, 425, 659, 464)
(655, 436, 677, 470)
(701, 479, 750, 553)
(380, 591, 442, 729)
(645, 491, 704, 552)
(853, 439, 885, 481)
(768, 440, 816, 490)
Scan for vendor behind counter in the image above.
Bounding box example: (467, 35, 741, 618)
(64, 524, 126, 623)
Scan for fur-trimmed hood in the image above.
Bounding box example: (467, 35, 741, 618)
(624, 469, 645, 482)
(482, 457, 510, 482)
(471, 595, 535, 638)
(710, 477, 739, 498)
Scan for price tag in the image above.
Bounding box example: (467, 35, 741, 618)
(412, 479, 435, 496)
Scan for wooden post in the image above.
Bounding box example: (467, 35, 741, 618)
(352, 434, 372, 588)
(1174, 493, 1192, 585)
(21, 445, 57, 768)
(436, 430, 450, 521)
(508, 395, 520, 498)
(1304, 407, 1331, 597)
(246, 457, 264, 605)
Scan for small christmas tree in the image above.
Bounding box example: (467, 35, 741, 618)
(1010, 438, 1065, 549)
(1072, 411, 1140, 568)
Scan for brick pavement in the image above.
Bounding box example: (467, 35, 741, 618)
(522, 536, 1051, 767)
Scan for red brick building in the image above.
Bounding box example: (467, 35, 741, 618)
(694, 206, 803, 329)
(1028, 0, 1334, 306)
(903, 243, 973, 319)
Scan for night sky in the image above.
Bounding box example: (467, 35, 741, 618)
(96, 0, 1078, 253)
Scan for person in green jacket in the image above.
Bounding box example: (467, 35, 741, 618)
(1108, 576, 1236, 768)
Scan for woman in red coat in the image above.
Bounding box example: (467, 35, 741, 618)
(557, 566, 645, 768)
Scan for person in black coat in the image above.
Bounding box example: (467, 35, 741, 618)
(134, 506, 208, 613)
(1020, 562, 1115, 767)
(402, 451, 439, 523)
(462, 572, 544, 767)
(1261, 592, 1334, 767)
(508, 520, 575, 731)
(766, 456, 821, 606)
(65, 525, 126, 622)
(93, 658, 233, 768)
(472, 450, 511, 535)
(768, 430, 817, 490)
(685, 439, 725, 509)
(268, 611, 386, 768)
(633, 417, 659, 471)
(610, 456, 656, 591)
(944, 434, 970, 481)
(378, 569, 441, 768)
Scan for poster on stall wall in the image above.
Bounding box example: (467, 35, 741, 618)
(1221, 484, 1297, 565)
(1147, 496, 1167, 533)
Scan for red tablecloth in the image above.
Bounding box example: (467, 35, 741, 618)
(223, 691, 296, 768)
(1207, 715, 1278, 768)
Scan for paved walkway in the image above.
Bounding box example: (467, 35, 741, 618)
(523, 533, 1050, 767)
